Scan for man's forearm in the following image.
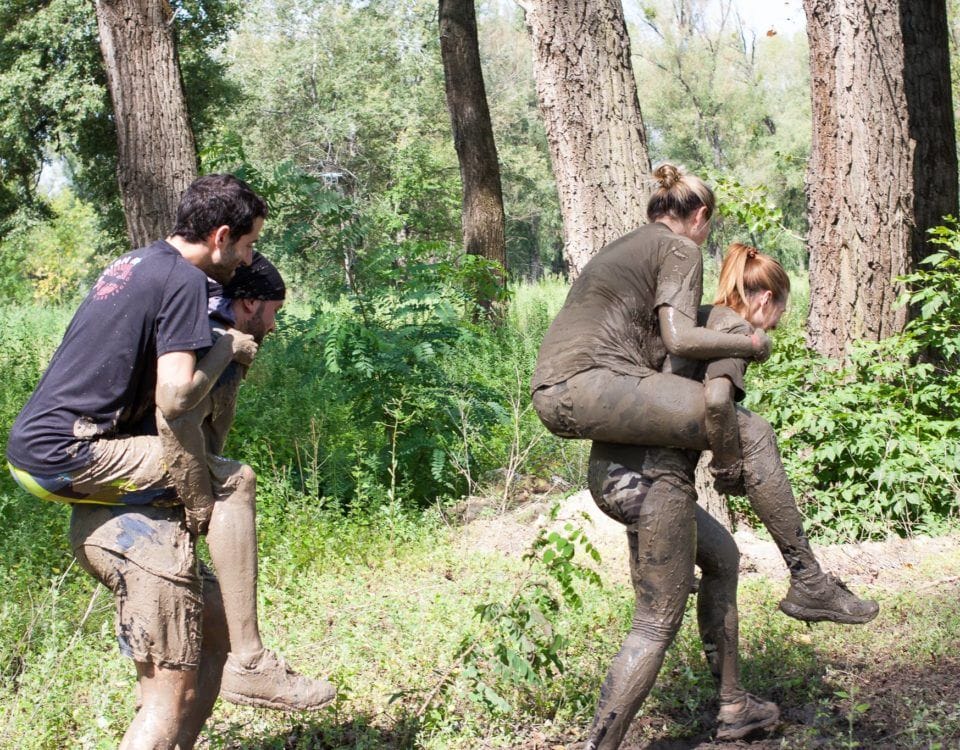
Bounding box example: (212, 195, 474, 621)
(157, 406, 215, 534)
(156, 335, 235, 420)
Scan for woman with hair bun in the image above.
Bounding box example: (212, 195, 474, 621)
(532, 166, 876, 749)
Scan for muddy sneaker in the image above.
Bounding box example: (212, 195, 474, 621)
(779, 573, 879, 625)
(716, 692, 780, 740)
(220, 648, 336, 711)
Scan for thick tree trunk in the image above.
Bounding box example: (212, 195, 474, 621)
(94, 0, 198, 248)
(439, 0, 507, 280)
(523, 0, 652, 277)
(803, 0, 958, 360)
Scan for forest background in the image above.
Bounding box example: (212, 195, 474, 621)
(1, 0, 960, 747)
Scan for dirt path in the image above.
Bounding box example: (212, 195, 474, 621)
(457, 489, 960, 593)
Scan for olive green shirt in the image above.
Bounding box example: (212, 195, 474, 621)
(532, 222, 703, 391)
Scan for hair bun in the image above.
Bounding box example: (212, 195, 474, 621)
(653, 163, 682, 190)
(747, 248, 758, 259)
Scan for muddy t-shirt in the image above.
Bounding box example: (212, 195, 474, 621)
(665, 305, 752, 401)
(531, 222, 703, 390)
(6, 241, 212, 475)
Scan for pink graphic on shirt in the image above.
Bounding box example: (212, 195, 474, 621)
(93, 257, 142, 300)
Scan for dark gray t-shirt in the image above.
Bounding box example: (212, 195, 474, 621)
(532, 222, 703, 391)
(7, 241, 212, 475)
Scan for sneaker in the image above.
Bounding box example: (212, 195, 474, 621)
(716, 692, 780, 740)
(220, 648, 336, 711)
(779, 573, 879, 625)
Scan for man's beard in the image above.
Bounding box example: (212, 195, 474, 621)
(207, 264, 237, 284)
(247, 307, 268, 344)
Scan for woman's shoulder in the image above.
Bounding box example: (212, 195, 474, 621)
(703, 304, 753, 335)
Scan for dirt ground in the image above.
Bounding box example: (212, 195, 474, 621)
(458, 489, 960, 592)
(456, 491, 960, 750)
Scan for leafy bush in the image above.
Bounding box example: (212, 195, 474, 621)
(746, 226, 960, 540)
(228, 238, 539, 512)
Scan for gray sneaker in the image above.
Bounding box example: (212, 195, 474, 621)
(779, 573, 879, 624)
(220, 648, 336, 711)
(716, 692, 780, 740)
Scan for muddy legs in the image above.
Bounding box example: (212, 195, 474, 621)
(206, 462, 263, 656)
(737, 411, 878, 624)
(208, 461, 337, 711)
(586, 465, 697, 750)
(694, 505, 742, 703)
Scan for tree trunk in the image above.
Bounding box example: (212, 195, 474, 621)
(803, 0, 958, 360)
(523, 0, 652, 277)
(695, 451, 734, 532)
(439, 0, 508, 282)
(94, 0, 198, 248)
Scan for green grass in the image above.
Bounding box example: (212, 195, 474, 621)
(2, 492, 960, 748)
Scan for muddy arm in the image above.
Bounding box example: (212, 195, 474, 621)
(206, 368, 244, 456)
(155, 331, 257, 420)
(704, 376, 744, 494)
(659, 306, 770, 362)
(157, 404, 215, 535)
(154, 341, 248, 536)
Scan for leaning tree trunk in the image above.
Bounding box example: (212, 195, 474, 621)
(803, 0, 958, 360)
(94, 0, 198, 248)
(522, 0, 652, 277)
(439, 0, 508, 284)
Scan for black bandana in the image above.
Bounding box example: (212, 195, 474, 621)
(223, 252, 285, 301)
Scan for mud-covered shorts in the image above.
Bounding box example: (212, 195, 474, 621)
(69, 503, 214, 669)
(12, 435, 243, 667)
(8, 435, 178, 506)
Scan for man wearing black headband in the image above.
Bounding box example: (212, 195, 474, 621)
(8, 174, 270, 748)
(164, 253, 336, 712)
(65, 254, 335, 748)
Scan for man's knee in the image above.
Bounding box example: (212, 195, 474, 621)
(235, 464, 256, 492)
(211, 458, 256, 502)
(138, 661, 200, 712)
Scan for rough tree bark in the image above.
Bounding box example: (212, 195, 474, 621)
(439, 0, 508, 280)
(803, 0, 958, 360)
(521, 0, 652, 277)
(94, 0, 198, 248)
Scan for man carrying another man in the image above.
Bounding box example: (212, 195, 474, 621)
(7, 175, 333, 749)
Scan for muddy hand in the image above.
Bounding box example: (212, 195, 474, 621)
(225, 328, 258, 366)
(710, 459, 746, 496)
(750, 330, 772, 362)
(184, 504, 213, 536)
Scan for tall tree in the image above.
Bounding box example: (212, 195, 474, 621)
(520, 0, 652, 276)
(0, 0, 237, 247)
(439, 0, 507, 278)
(803, 0, 958, 359)
(94, 0, 198, 247)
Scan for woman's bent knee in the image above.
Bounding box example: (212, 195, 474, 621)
(736, 408, 777, 457)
